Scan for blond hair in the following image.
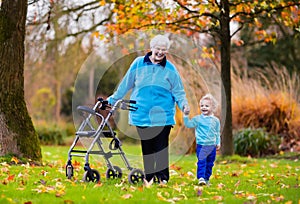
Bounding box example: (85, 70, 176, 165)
(200, 94, 218, 112)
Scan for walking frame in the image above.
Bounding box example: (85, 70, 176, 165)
(65, 97, 144, 184)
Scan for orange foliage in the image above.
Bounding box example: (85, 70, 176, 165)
(102, 0, 299, 47)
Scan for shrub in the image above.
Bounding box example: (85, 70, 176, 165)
(232, 66, 300, 152)
(234, 128, 280, 157)
(36, 126, 65, 145)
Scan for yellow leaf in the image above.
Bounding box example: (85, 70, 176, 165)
(11, 157, 19, 164)
(91, 32, 99, 38)
(157, 192, 166, 201)
(173, 184, 181, 192)
(99, 0, 106, 6)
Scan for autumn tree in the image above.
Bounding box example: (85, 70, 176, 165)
(0, 0, 41, 160)
(102, 0, 300, 155)
(25, 0, 114, 122)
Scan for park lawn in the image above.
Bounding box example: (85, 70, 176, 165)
(0, 144, 299, 204)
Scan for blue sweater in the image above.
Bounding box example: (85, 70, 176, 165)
(183, 114, 220, 146)
(107, 53, 188, 127)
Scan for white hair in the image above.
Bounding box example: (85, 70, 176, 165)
(150, 34, 171, 49)
(200, 93, 218, 112)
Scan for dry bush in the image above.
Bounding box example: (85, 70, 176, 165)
(232, 66, 300, 152)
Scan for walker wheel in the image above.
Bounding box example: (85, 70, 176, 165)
(83, 169, 100, 183)
(128, 168, 144, 184)
(66, 165, 73, 179)
(106, 166, 122, 179)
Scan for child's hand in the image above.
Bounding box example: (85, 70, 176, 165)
(216, 145, 220, 151)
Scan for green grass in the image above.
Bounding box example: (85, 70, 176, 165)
(0, 144, 299, 204)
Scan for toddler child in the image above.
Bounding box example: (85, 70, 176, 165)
(183, 94, 220, 186)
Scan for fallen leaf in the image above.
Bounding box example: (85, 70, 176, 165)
(186, 171, 194, 177)
(143, 178, 153, 188)
(172, 184, 181, 192)
(157, 192, 166, 201)
(93, 182, 103, 188)
(246, 194, 257, 200)
(73, 161, 81, 168)
(217, 183, 225, 189)
(269, 163, 278, 168)
(234, 180, 240, 187)
(55, 190, 65, 197)
(170, 164, 182, 171)
(164, 192, 170, 197)
(40, 170, 48, 177)
(121, 194, 132, 199)
(212, 196, 223, 201)
(115, 182, 123, 187)
(129, 186, 136, 191)
(1, 167, 9, 173)
(7, 174, 15, 181)
(165, 199, 175, 204)
(63, 200, 74, 204)
(169, 169, 178, 176)
(11, 157, 19, 164)
(231, 172, 239, 177)
(40, 179, 46, 185)
(194, 186, 203, 197)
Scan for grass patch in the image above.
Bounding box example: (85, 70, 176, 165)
(0, 144, 299, 203)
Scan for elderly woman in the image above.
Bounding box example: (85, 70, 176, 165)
(107, 34, 190, 184)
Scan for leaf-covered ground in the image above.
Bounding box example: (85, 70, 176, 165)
(0, 145, 299, 204)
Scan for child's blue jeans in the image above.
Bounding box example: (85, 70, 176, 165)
(196, 144, 216, 181)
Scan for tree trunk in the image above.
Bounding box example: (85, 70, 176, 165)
(55, 80, 61, 123)
(0, 0, 41, 160)
(219, 0, 233, 155)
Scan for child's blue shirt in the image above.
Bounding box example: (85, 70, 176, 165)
(183, 114, 220, 146)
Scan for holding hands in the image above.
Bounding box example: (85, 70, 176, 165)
(183, 105, 190, 116)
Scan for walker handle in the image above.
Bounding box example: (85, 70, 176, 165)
(123, 99, 136, 104)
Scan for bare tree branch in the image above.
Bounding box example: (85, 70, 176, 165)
(28, 0, 40, 6)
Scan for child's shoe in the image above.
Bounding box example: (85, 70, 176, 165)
(198, 178, 206, 186)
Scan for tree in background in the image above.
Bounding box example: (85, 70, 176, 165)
(0, 0, 41, 160)
(25, 1, 107, 123)
(102, 0, 300, 155)
(239, 21, 299, 72)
